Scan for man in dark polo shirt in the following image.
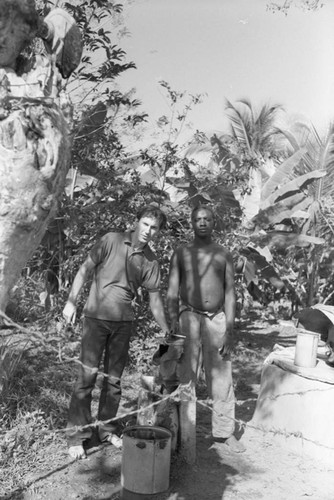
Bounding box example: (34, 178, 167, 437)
(63, 205, 170, 459)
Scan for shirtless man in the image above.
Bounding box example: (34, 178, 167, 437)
(167, 205, 245, 452)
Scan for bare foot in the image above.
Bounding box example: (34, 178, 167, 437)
(68, 445, 86, 460)
(222, 435, 246, 453)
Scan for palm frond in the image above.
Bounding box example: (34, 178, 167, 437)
(225, 99, 252, 153)
(256, 104, 283, 134)
(276, 129, 300, 152)
(318, 125, 334, 171)
(237, 98, 254, 122)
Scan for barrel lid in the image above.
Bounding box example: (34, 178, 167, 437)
(296, 328, 320, 336)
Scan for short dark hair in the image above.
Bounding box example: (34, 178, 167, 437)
(191, 205, 215, 220)
(136, 205, 167, 230)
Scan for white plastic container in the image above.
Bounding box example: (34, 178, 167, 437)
(121, 425, 172, 498)
(294, 329, 319, 368)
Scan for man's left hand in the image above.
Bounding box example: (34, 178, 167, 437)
(219, 332, 234, 357)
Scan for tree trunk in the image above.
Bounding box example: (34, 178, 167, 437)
(0, 97, 72, 312)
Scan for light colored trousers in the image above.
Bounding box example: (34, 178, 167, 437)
(178, 309, 235, 439)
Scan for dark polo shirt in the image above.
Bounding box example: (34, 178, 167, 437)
(84, 231, 160, 321)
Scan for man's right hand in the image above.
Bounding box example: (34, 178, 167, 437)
(63, 301, 77, 324)
(169, 319, 179, 336)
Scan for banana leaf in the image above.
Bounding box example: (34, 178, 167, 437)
(252, 194, 312, 227)
(261, 170, 327, 209)
(243, 258, 257, 285)
(261, 148, 307, 201)
(241, 246, 285, 289)
(250, 231, 325, 249)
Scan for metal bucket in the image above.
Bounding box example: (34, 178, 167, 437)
(121, 425, 172, 499)
(294, 329, 319, 368)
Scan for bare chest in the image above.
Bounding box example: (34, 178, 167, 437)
(181, 247, 226, 278)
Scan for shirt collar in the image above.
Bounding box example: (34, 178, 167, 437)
(124, 231, 147, 254)
(124, 231, 133, 246)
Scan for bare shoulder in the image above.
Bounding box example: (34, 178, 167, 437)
(212, 242, 232, 257)
(174, 243, 190, 254)
(171, 244, 192, 264)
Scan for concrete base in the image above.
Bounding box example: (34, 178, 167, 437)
(121, 488, 166, 500)
(248, 363, 334, 464)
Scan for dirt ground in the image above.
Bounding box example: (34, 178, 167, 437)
(4, 314, 334, 500)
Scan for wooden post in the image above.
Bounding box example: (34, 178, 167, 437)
(179, 383, 196, 464)
(137, 386, 157, 427)
(156, 397, 179, 452)
(137, 376, 180, 453)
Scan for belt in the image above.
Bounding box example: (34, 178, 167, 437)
(179, 302, 223, 320)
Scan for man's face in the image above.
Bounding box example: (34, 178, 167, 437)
(192, 208, 214, 237)
(136, 216, 160, 244)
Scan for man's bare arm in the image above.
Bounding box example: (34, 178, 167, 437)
(167, 251, 181, 332)
(149, 291, 170, 335)
(220, 251, 236, 356)
(224, 251, 236, 332)
(63, 255, 96, 324)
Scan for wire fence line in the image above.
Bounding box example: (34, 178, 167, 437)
(2, 310, 334, 453)
(2, 310, 334, 399)
(31, 384, 334, 454)
(197, 399, 334, 452)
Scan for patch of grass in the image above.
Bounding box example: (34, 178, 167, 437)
(0, 336, 26, 403)
(0, 316, 154, 497)
(0, 335, 77, 496)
